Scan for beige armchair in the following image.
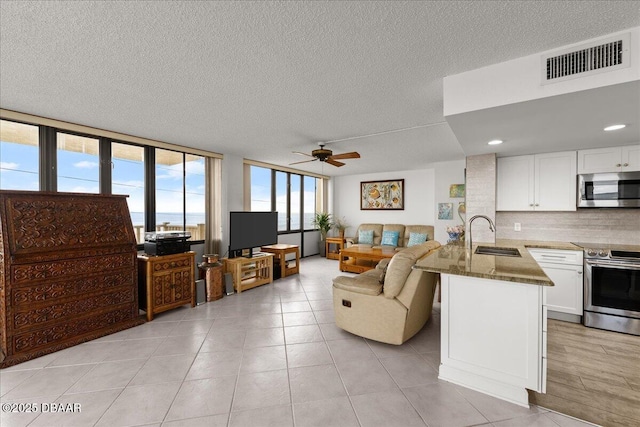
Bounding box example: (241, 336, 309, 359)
(332, 240, 441, 345)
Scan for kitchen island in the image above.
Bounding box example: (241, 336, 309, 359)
(415, 241, 555, 408)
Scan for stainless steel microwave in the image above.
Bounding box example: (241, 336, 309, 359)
(578, 171, 640, 208)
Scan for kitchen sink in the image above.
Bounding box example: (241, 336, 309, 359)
(474, 246, 521, 257)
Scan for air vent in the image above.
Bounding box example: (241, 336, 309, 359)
(542, 33, 630, 85)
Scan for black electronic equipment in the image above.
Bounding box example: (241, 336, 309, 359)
(229, 211, 278, 258)
(144, 231, 191, 256)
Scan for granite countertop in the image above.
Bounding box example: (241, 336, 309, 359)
(414, 239, 578, 286)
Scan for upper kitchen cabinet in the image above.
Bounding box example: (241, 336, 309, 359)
(577, 145, 640, 174)
(497, 151, 577, 211)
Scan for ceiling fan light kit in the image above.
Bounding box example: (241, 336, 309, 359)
(290, 143, 360, 167)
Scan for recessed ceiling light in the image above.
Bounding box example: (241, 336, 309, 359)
(487, 140, 503, 145)
(604, 124, 626, 131)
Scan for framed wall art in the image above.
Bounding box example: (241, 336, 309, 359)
(438, 202, 453, 220)
(449, 184, 465, 198)
(361, 179, 404, 210)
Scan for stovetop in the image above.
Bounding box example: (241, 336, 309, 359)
(571, 242, 640, 260)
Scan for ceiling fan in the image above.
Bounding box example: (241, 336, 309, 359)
(290, 143, 360, 167)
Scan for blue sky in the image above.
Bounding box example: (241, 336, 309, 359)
(0, 141, 205, 222)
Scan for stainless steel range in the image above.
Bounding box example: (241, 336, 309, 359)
(573, 242, 640, 336)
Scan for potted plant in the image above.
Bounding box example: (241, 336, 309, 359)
(334, 216, 349, 239)
(313, 212, 333, 256)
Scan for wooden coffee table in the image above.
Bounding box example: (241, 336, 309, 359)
(339, 246, 396, 273)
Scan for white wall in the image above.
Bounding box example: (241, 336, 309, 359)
(432, 160, 467, 243)
(332, 167, 446, 241)
(444, 27, 640, 115)
(221, 154, 244, 257)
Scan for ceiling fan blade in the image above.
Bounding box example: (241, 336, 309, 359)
(289, 158, 318, 165)
(330, 151, 360, 160)
(292, 151, 315, 158)
(325, 159, 345, 167)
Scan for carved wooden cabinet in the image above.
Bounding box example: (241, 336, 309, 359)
(0, 191, 144, 368)
(138, 252, 196, 321)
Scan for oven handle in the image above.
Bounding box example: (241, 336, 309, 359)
(585, 259, 640, 270)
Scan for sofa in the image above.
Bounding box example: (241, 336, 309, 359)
(332, 240, 441, 345)
(346, 223, 434, 251)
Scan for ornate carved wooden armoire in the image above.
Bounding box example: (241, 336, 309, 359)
(0, 191, 144, 368)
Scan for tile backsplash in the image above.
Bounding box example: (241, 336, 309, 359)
(497, 210, 640, 245)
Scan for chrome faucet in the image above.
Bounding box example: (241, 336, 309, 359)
(467, 215, 496, 251)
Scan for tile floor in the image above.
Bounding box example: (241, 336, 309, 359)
(0, 256, 596, 427)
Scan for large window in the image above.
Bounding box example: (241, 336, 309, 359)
(185, 154, 206, 241)
(56, 132, 100, 193)
(0, 120, 39, 190)
(249, 164, 322, 233)
(303, 175, 319, 229)
(290, 174, 301, 230)
(112, 142, 145, 242)
(275, 171, 287, 231)
(155, 149, 206, 240)
(0, 117, 212, 244)
(250, 166, 272, 211)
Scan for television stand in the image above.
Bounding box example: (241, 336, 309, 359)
(222, 253, 274, 293)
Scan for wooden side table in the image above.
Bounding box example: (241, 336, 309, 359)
(138, 251, 196, 321)
(260, 244, 300, 278)
(325, 237, 345, 260)
(222, 253, 274, 293)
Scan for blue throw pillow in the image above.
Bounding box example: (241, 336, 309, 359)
(381, 230, 400, 246)
(358, 229, 374, 245)
(407, 232, 427, 247)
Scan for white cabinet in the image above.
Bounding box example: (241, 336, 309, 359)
(439, 274, 546, 407)
(529, 249, 584, 317)
(577, 145, 640, 173)
(497, 151, 577, 211)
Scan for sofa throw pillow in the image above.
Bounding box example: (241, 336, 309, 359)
(358, 229, 374, 245)
(407, 232, 428, 247)
(381, 230, 400, 246)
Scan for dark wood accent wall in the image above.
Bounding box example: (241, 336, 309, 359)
(0, 190, 144, 368)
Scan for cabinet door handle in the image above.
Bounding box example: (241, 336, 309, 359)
(616, 163, 621, 167)
(529, 204, 534, 207)
(535, 203, 539, 207)
(623, 163, 629, 167)
(577, 271, 582, 275)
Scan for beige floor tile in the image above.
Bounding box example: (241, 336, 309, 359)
(129, 354, 195, 386)
(283, 311, 317, 326)
(2, 365, 93, 400)
(185, 349, 242, 380)
(286, 342, 333, 368)
(202, 328, 246, 351)
(289, 364, 347, 403)
(232, 370, 290, 412)
(0, 369, 36, 397)
(247, 313, 283, 328)
(455, 384, 543, 422)
(95, 381, 181, 426)
(154, 334, 206, 356)
(318, 323, 360, 341)
(229, 404, 293, 427)
(282, 301, 313, 313)
(351, 389, 427, 426)
(239, 345, 287, 373)
(30, 388, 121, 427)
(102, 337, 166, 362)
(66, 358, 146, 394)
(403, 382, 489, 427)
(293, 396, 360, 427)
(493, 413, 560, 426)
(165, 376, 237, 421)
(244, 327, 285, 348)
(336, 357, 399, 396)
(162, 414, 229, 426)
(327, 338, 375, 364)
(380, 354, 438, 388)
(284, 324, 324, 344)
(169, 319, 215, 336)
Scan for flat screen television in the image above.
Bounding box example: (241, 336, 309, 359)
(229, 211, 278, 258)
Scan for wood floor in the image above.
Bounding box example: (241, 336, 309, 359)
(530, 319, 640, 427)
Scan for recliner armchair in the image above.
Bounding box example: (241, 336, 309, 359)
(332, 240, 441, 345)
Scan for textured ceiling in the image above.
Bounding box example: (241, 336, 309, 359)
(1, 1, 639, 176)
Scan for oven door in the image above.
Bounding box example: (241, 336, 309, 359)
(585, 259, 640, 318)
